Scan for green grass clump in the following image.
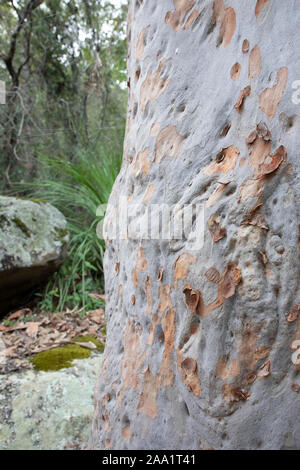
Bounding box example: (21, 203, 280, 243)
(15, 144, 122, 314)
(30, 344, 91, 371)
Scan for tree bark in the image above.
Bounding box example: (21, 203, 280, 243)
(90, 0, 300, 450)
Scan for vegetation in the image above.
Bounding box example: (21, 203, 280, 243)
(0, 0, 128, 314)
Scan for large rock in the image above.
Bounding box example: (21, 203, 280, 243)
(90, 0, 300, 450)
(0, 356, 102, 450)
(0, 196, 69, 315)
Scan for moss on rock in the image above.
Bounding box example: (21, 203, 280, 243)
(30, 344, 91, 371)
(73, 335, 105, 353)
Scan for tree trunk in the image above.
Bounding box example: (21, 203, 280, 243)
(90, 0, 300, 450)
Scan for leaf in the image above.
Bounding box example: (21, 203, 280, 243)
(26, 322, 40, 338)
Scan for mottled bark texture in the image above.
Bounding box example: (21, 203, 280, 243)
(90, 0, 300, 450)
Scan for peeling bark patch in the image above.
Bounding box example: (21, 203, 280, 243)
(158, 284, 173, 313)
(239, 324, 270, 370)
(150, 122, 160, 137)
(136, 247, 148, 273)
(154, 125, 184, 163)
(222, 384, 250, 402)
(255, 145, 286, 178)
(137, 367, 159, 419)
(260, 67, 288, 120)
(230, 63, 241, 81)
(216, 357, 240, 380)
(203, 146, 240, 175)
(205, 182, 229, 208)
(184, 9, 200, 30)
(213, 0, 236, 47)
(257, 359, 271, 378)
(234, 86, 251, 114)
(143, 184, 156, 203)
(165, 0, 195, 33)
(255, 0, 269, 17)
(121, 321, 146, 391)
(183, 284, 203, 313)
(140, 61, 171, 111)
(122, 426, 131, 440)
(159, 308, 176, 389)
(249, 45, 262, 79)
(132, 147, 150, 177)
(157, 267, 164, 282)
(147, 314, 160, 346)
(242, 203, 269, 230)
(205, 267, 221, 283)
(242, 39, 250, 53)
(174, 253, 196, 290)
(180, 357, 201, 396)
(219, 263, 242, 299)
(286, 303, 300, 323)
(145, 275, 153, 316)
(136, 28, 146, 60)
(208, 214, 227, 242)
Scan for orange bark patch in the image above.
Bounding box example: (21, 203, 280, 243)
(208, 214, 226, 243)
(255, 145, 286, 179)
(145, 275, 152, 316)
(234, 86, 251, 113)
(242, 39, 250, 53)
(222, 384, 250, 402)
(136, 28, 146, 59)
(154, 125, 184, 163)
(213, 0, 236, 47)
(257, 359, 271, 378)
(255, 0, 269, 16)
(121, 321, 146, 391)
(122, 427, 131, 440)
(242, 203, 269, 230)
(157, 267, 164, 282)
(165, 0, 195, 33)
(216, 357, 240, 380)
(238, 177, 265, 202)
(180, 357, 201, 396)
(159, 308, 176, 389)
(158, 284, 173, 313)
(203, 146, 240, 175)
(205, 182, 229, 208)
(239, 324, 270, 371)
(230, 62, 241, 81)
(132, 268, 138, 287)
(150, 122, 160, 137)
(174, 253, 196, 290)
(286, 303, 300, 323)
(249, 45, 262, 79)
(136, 247, 148, 272)
(132, 147, 150, 177)
(205, 267, 221, 283)
(184, 9, 200, 30)
(183, 284, 203, 314)
(184, 263, 242, 319)
(260, 67, 288, 120)
(147, 314, 160, 346)
(140, 61, 171, 111)
(143, 184, 156, 203)
(137, 367, 159, 419)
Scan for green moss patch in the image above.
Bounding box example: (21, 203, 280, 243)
(73, 335, 105, 353)
(12, 217, 31, 238)
(30, 344, 91, 371)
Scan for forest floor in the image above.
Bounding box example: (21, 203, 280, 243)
(0, 301, 106, 375)
(0, 302, 106, 449)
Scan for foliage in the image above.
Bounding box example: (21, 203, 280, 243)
(0, 0, 128, 313)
